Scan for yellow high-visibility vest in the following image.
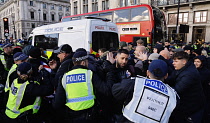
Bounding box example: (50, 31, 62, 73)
(5, 64, 17, 92)
(5, 79, 41, 119)
(62, 68, 95, 111)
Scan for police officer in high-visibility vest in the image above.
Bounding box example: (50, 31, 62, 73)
(0, 43, 14, 85)
(112, 60, 177, 123)
(4, 52, 28, 93)
(53, 51, 96, 122)
(5, 62, 53, 122)
(3, 52, 28, 109)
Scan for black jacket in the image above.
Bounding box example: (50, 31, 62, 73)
(52, 54, 74, 89)
(197, 67, 210, 99)
(170, 61, 205, 116)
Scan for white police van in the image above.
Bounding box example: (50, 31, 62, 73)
(28, 17, 119, 57)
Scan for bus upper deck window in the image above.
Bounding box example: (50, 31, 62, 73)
(113, 10, 129, 22)
(131, 7, 149, 21)
(99, 12, 112, 21)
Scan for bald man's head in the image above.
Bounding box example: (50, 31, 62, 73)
(135, 46, 146, 56)
(159, 50, 170, 60)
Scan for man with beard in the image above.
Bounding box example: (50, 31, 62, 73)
(102, 49, 140, 122)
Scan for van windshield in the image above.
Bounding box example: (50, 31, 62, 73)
(92, 32, 119, 52)
(34, 33, 58, 50)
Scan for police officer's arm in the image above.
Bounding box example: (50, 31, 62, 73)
(52, 77, 66, 110)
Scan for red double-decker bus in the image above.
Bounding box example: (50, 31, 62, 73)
(62, 4, 166, 46)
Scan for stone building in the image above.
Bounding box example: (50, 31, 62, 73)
(151, 0, 210, 43)
(0, 0, 70, 39)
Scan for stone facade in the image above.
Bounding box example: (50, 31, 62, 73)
(152, 0, 210, 43)
(0, 0, 70, 39)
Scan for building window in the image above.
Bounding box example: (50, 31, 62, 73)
(30, 12, 34, 19)
(168, 13, 188, 25)
(29, 1, 33, 6)
(83, 0, 88, 13)
(120, 0, 128, 7)
(51, 14, 55, 21)
(32, 23, 35, 28)
(194, 11, 207, 23)
(131, 0, 137, 5)
(92, 0, 98, 12)
(51, 4, 55, 10)
(66, 7, 69, 12)
(74, 1, 78, 15)
(43, 3, 47, 9)
(43, 13, 47, 21)
(59, 6, 62, 11)
(102, 0, 109, 10)
(59, 15, 62, 21)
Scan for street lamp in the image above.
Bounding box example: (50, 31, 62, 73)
(13, 21, 16, 39)
(38, 9, 41, 26)
(176, 0, 180, 34)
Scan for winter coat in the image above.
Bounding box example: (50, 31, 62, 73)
(170, 61, 205, 117)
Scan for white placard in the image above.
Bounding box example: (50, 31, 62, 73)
(135, 87, 169, 122)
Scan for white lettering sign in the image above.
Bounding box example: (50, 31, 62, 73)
(135, 87, 169, 122)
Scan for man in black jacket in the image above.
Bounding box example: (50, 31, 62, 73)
(169, 51, 205, 123)
(102, 49, 141, 122)
(49, 44, 74, 89)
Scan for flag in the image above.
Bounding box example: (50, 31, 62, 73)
(41, 61, 51, 73)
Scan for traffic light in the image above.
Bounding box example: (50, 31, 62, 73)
(3, 17, 9, 34)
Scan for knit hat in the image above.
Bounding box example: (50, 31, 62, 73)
(13, 52, 28, 61)
(17, 62, 32, 75)
(73, 51, 88, 62)
(22, 45, 35, 56)
(148, 60, 168, 77)
(29, 47, 41, 58)
(148, 53, 160, 60)
(54, 44, 72, 54)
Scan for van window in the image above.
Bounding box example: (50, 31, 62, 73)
(28, 36, 33, 45)
(92, 32, 119, 52)
(34, 33, 58, 50)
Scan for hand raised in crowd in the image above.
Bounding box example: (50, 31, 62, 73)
(48, 60, 57, 70)
(135, 52, 148, 61)
(38, 65, 44, 71)
(107, 52, 115, 64)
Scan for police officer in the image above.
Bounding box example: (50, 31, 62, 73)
(0, 43, 13, 110)
(5, 62, 53, 122)
(3, 52, 28, 110)
(53, 51, 95, 122)
(112, 60, 177, 123)
(0, 43, 14, 85)
(4, 52, 28, 93)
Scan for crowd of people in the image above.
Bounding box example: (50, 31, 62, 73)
(0, 39, 209, 123)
